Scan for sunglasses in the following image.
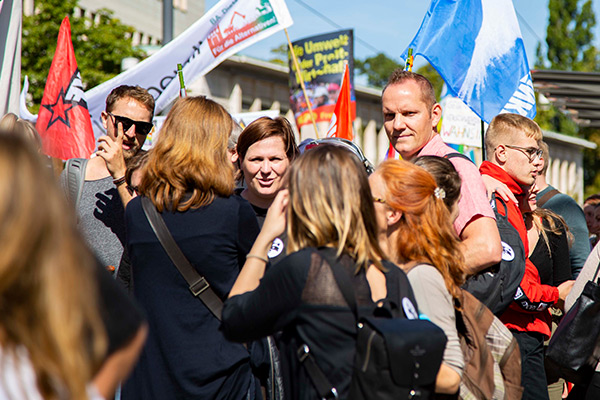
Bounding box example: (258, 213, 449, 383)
(108, 112, 153, 135)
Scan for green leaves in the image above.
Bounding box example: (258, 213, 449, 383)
(22, 0, 146, 112)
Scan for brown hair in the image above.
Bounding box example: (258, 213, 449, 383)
(0, 133, 106, 399)
(383, 70, 437, 109)
(539, 140, 550, 176)
(106, 85, 155, 119)
(236, 117, 299, 162)
(413, 155, 462, 210)
(287, 146, 385, 272)
(140, 96, 235, 212)
(529, 208, 574, 254)
(0, 112, 42, 150)
(376, 160, 465, 300)
(584, 194, 600, 206)
(485, 113, 543, 159)
(125, 150, 149, 187)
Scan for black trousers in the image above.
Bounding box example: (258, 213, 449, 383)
(568, 372, 600, 399)
(512, 331, 550, 400)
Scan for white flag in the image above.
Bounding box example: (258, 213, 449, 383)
(90, 0, 293, 134)
(21, 0, 293, 134)
(0, 0, 22, 115)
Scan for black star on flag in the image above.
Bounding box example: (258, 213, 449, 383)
(42, 87, 74, 129)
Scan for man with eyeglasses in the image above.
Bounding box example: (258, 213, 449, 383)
(480, 113, 573, 400)
(61, 85, 155, 276)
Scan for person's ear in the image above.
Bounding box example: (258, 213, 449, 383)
(229, 148, 239, 164)
(431, 103, 442, 128)
(496, 144, 508, 163)
(101, 111, 109, 130)
(387, 209, 402, 227)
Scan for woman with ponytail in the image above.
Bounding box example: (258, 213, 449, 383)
(370, 159, 466, 396)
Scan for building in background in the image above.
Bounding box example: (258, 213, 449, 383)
(21, 1, 594, 203)
(23, 0, 205, 47)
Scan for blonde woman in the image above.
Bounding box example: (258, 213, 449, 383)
(122, 96, 261, 399)
(0, 133, 105, 399)
(370, 159, 466, 395)
(222, 146, 418, 400)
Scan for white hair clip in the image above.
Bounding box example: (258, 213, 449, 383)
(434, 187, 446, 200)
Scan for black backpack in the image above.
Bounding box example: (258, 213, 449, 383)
(444, 153, 526, 317)
(298, 253, 447, 399)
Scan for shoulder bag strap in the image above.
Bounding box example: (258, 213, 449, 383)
(444, 152, 475, 164)
(66, 158, 88, 210)
(295, 249, 348, 400)
(536, 188, 560, 208)
(141, 196, 223, 320)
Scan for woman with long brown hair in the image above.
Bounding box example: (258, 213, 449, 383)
(222, 146, 419, 399)
(370, 159, 465, 395)
(122, 96, 261, 399)
(0, 133, 106, 399)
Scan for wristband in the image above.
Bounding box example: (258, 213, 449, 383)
(113, 176, 126, 186)
(246, 254, 269, 263)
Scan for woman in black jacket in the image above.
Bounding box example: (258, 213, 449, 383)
(222, 145, 418, 400)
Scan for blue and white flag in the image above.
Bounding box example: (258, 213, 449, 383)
(401, 0, 536, 123)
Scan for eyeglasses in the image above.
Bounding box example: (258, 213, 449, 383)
(373, 196, 386, 204)
(504, 144, 543, 162)
(108, 112, 153, 135)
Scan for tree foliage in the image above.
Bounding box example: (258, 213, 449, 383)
(355, 52, 402, 88)
(535, 0, 600, 196)
(22, 0, 145, 111)
(542, 0, 598, 71)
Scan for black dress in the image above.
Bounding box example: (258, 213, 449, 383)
(222, 247, 418, 400)
(122, 195, 260, 400)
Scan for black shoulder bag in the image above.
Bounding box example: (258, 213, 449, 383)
(545, 260, 600, 384)
(297, 252, 447, 400)
(141, 196, 224, 319)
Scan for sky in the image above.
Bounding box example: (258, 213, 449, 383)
(205, 0, 600, 85)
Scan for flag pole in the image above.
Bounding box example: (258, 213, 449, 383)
(177, 63, 187, 98)
(285, 28, 319, 140)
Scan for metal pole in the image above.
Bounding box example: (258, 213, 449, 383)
(163, 0, 173, 44)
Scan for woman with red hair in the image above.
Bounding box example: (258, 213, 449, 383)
(370, 159, 466, 395)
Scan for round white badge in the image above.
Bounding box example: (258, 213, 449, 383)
(268, 238, 284, 259)
(402, 297, 419, 320)
(501, 241, 515, 261)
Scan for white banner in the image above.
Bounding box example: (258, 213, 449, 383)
(440, 95, 483, 148)
(22, 0, 293, 134)
(0, 0, 22, 116)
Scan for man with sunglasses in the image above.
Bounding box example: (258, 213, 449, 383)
(61, 85, 155, 275)
(480, 113, 573, 400)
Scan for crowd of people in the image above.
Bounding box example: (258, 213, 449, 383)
(1, 68, 600, 400)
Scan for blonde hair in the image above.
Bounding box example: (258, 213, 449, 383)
(141, 96, 235, 212)
(287, 146, 385, 272)
(530, 208, 574, 254)
(0, 133, 106, 399)
(485, 113, 543, 159)
(376, 160, 465, 300)
(0, 112, 42, 150)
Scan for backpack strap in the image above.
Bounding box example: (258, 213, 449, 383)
(66, 158, 88, 210)
(141, 196, 224, 320)
(295, 250, 354, 400)
(444, 152, 474, 164)
(536, 188, 560, 208)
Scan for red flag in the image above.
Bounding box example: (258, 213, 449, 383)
(326, 63, 354, 140)
(36, 17, 94, 160)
